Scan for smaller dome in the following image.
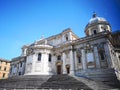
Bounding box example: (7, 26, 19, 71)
(85, 13, 109, 29)
(89, 17, 107, 24)
(85, 13, 111, 36)
(88, 13, 107, 24)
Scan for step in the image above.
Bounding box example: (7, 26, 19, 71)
(0, 75, 92, 89)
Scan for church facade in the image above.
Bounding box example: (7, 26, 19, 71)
(9, 14, 120, 81)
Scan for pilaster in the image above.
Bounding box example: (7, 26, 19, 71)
(31, 54, 36, 73)
(98, 25, 102, 32)
(69, 32, 72, 40)
(89, 29, 92, 35)
(43, 53, 49, 74)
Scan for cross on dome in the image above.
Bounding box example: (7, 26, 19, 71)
(92, 12, 97, 18)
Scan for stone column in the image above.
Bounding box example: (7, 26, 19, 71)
(116, 53, 120, 71)
(62, 52, 66, 74)
(94, 46, 100, 68)
(70, 50, 75, 75)
(104, 43, 112, 68)
(74, 50, 77, 71)
(51, 55, 56, 74)
(81, 49, 87, 70)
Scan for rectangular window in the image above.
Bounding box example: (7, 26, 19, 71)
(4, 67, 6, 71)
(3, 73, 5, 78)
(20, 62, 22, 67)
(38, 53, 42, 61)
(87, 52, 95, 68)
(100, 52, 105, 60)
(48, 54, 52, 62)
(19, 72, 21, 75)
(78, 56, 81, 63)
(93, 30, 97, 34)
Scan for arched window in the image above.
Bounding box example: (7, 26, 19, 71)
(48, 54, 52, 62)
(66, 36, 68, 41)
(65, 34, 69, 41)
(57, 55, 61, 60)
(38, 53, 42, 61)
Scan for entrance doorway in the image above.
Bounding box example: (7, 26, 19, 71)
(66, 64, 70, 74)
(57, 65, 61, 74)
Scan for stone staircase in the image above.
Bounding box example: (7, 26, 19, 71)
(0, 74, 92, 90)
(0, 74, 120, 90)
(76, 69, 117, 81)
(75, 68, 120, 88)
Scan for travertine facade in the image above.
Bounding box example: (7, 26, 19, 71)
(0, 58, 10, 79)
(9, 13, 120, 81)
(108, 31, 120, 80)
(9, 56, 26, 77)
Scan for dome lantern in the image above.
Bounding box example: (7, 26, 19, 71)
(92, 12, 97, 18)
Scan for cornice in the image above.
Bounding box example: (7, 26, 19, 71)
(32, 45, 53, 50)
(0, 58, 10, 63)
(73, 32, 109, 45)
(11, 56, 26, 63)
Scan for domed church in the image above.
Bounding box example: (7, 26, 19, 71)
(9, 13, 120, 81)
